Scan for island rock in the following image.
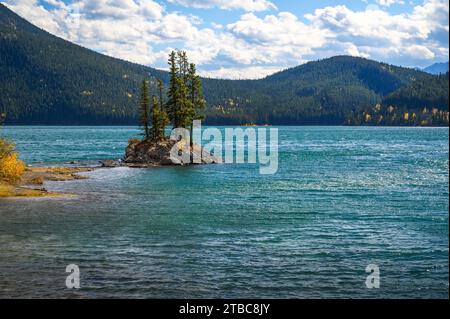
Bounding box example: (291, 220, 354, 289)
(124, 138, 220, 167)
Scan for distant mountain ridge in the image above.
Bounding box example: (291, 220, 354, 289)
(423, 62, 449, 75)
(0, 4, 448, 125)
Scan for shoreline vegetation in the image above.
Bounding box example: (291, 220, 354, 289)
(0, 130, 96, 198)
(0, 101, 95, 198)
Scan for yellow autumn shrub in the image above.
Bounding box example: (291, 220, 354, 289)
(0, 138, 25, 183)
(0, 137, 14, 158)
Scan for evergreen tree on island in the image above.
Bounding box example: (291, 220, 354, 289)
(139, 79, 170, 141)
(138, 80, 151, 140)
(187, 61, 206, 146)
(126, 52, 216, 166)
(167, 51, 181, 128)
(151, 91, 169, 141)
(135, 51, 206, 144)
(157, 79, 165, 112)
(166, 50, 205, 134)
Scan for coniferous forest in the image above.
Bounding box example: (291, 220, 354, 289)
(0, 4, 448, 126)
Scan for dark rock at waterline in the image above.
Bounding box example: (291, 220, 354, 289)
(99, 159, 123, 168)
(124, 138, 220, 167)
(64, 161, 79, 165)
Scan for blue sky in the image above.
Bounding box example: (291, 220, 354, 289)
(2, 0, 449, 78)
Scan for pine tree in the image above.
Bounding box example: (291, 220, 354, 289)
(179, 51, 190, 85)
(188, 62, 206, 120)
(167, 51, 180, 127)
(187, 63, 205, 147)
(176, 51, 193, 129)
(151, 95, 169, 141)
(166, 50, 206, 132)
(139, 80, 150, 140)
(157, 79, 165, 112)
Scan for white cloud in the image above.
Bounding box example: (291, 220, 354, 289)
(305, 0, 448, 66)
(411, 0, 449, 32)
(376, 0, 405, 7)
(306, 5, 425, 43)
(152, 13, 199, 40)
(200, 66, 283, 79)
(228, 12, 327, 47)
(1, 0, 448, 79)
(139, 0, 164, 19)
(345, 43, 370, 58)
(217, 12, 329, 68)
(168, 0, 277, 12)
(211, 22, 223, 29)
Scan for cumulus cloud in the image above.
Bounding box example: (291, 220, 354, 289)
(228, 12, 327, 47)
(1, 0, 448, 79)
(201, 66, 283, 79)
(376, 0, 405, 7)
(305, 0, 448, 65)
(168, 0, 277, 12)
(223, 12, 329, 66)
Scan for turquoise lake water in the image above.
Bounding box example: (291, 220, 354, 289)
(0, 126, 448, 298)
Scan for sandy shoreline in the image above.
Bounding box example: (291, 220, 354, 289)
(0, 166, 96, 198)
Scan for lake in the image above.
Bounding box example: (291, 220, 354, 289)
(0, 126, 448, 298)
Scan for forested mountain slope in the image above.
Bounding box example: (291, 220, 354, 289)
(1, 4, 447, 125)
(347, 73, 449, 126)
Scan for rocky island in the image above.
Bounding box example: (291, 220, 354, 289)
(123, 138, 219, 167)
(109, 50, 219, 168)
